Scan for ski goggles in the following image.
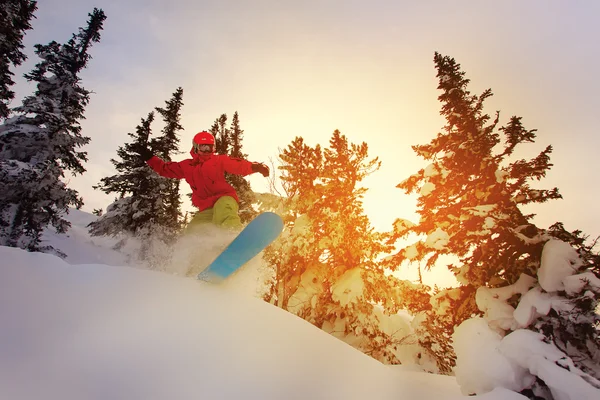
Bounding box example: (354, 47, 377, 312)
(193, 143, 214, 153)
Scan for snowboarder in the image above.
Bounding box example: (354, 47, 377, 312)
(140, 131, 269, 231)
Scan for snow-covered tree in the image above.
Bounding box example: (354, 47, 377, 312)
(455, 235, 600, 399)
(90, 89, 186, 264)
(386, 52, 600, 386)
(89, 112, 155, 238)
(0, 8, 105, 254)
(0, 0, 37, 120)
(89, 111, 173, 263)
(263, 131, 432, 366)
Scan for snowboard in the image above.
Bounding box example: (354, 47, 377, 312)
(197, 212, 284, 283)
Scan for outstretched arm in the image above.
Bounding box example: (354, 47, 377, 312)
(222, 156, 269, 177)
(145, 153, 185, 179)
(250, 162, 269, 177)
(222, 157, 253, 176)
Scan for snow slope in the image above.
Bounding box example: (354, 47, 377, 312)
(41, 209, 131, 266)
(0, 246, 468, 400)
(0, 209, 546, 399)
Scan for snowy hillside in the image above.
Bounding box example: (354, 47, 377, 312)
(0, 245, 468, 400)
(0, 209, 597, 400)
(41, 209, 131, 267)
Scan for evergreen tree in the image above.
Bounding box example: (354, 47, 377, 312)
(0, 0, 37, 120)
(208, 112, 257, 223)
(152, 87, 184, 236)
(210, 113, 229, 155)
(90, 89, 187, 264)
(227, 112, 256, 223)
(0, 8, 105, 254)
(89, 111, 173, 265)
(88, 112, 158, 239)
(387, 52, 599, 382)
(229, 111, 244, 158)
(263, 131, 431, 365)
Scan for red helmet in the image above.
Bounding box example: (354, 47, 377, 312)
(192, 131, 215, 153)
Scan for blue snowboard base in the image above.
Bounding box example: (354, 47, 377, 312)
(197, 212, 284, 283)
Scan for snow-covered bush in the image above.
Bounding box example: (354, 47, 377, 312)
(454, 238, 600, 399)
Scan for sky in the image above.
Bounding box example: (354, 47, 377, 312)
(2, 209, 597, 400)
(10, 1, 600, 239)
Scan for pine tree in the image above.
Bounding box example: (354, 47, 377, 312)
(0, 8, 105, 254)
(88, 112, 158, 239)
(0, 0, 37, 120)
(89, 111, 175, 265)
(208, 112, 257, 223)
(90, 90, 187, 264)
(210, 113, 229, 155)
(152, 87, 184, 237)
(227, 112, 256, 223)
(263, 131, 431, 365)
(387, 52, 599, 380)
(229, 112, 244, 158)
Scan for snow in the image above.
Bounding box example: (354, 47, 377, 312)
(563, 272, 600, 296)
(41, 209, 130, 266)
(465, 204, 496, 217)
(495, 169, 509, 183)
(499, 330, 600, 400)
(0, 210, 464, 400)
(453, 318, 534, 394)
(331, 267, 364, 306)
(425, 227, 450, 250)
(476, 274, 537, 331)
(1, 210, 598, 400)
(424, 163, 440, 177)
(455, 320, 600, 400)
(538, 239, 582, 292)
(1, 247, 400, 400)
(404, 242, 420, 260)
(420, 181, 436, 196)
(460, 238, 600, 399)
(393, 217, 415, 232)
(513, 286, 553, 328)
(286, 265, 324, 313)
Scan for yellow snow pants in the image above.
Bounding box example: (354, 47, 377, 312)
(185, 196, 242, 232)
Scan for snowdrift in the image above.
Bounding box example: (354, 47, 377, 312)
(0, 246, 462, 400)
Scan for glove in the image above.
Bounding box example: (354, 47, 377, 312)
(140, 147, 154, 162)
(251, 162, 269, 177)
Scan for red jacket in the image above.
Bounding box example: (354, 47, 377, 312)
(147, 149, 254, 211)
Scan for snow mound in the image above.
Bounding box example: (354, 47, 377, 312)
(0, 246, 461, 400)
